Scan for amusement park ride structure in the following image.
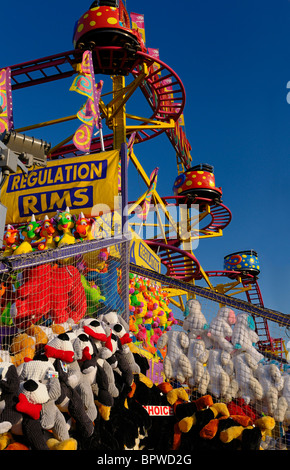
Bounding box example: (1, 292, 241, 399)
(0, 0, 287, 361)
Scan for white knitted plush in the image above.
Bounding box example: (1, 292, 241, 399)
(255, 362, 284, 416)
(231, 313, 264, 363)
(186, 338, 210, 395)
(233, 352, 263, 404)
(207, 349, 232, 399)
(183, 299, 209, 341)
(207, 306, 236, 352)
(157, 330, 190, 383)
(274, 372, 290, 424)
(17, 358, 70, 442)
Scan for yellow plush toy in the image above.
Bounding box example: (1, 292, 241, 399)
(219, 415, 275, 450)
(9, 333, 36, 367)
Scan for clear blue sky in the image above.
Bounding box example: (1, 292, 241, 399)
(1, 0, 290, 317)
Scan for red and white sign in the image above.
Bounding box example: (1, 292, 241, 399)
(143, 405, 174, 416)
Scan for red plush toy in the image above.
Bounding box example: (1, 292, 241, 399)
(13, 264, 87, 328)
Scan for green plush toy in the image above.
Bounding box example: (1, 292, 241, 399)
(81, 275, 106, 316)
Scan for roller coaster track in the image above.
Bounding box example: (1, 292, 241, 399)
(161, 196, 232, 237)
(145, 240, 201, 282)
(6, 48, 185, 158)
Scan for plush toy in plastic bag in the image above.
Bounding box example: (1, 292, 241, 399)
(157, 330, 190, 383)
(255, 362, 284, 416)
(231, 313, 264, 363)
(207, 306, 236, 352)
(183, 299, 210, 346)
(233, 352, 263, 404)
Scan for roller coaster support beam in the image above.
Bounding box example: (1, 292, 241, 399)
(112, 75, 127, 150)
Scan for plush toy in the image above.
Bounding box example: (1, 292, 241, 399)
(83, 247, 109, 272)
(226, 397, 257, 421)
(98, 311, 141, 375)
(219, 415, 275, 450)
(100, 374, 151, 450)
(55, 207, 75, 247)
(186, 338, 210, 395)
(34, 215, 60, 250)
(100, 328, 134, 387)
(183, 299, 210, 345)
(2, 225, 20, 256)
(74, 212, 95, 241)
(81, 274, 106, 316)
(274, 372, 290, 424)
(157, 330, 190, 383)
(80, 318, 119, 404)
(17, 357, 77, 449)
(80, 318, 113, 353)
(0, 362, 49, 450)
(13, 215, 41, 255)
(207, 349, 233, 400)
(231, 312, 264, 363)
(56, 331, 98, 423)
(255, 361, 284, 416)
(86, 257, 124, 314)
(207, 306, 236, 352)
(150, 326, 163, 348)
(233, 351, 263, 404)
(178, 395, 226, 432)
(128, 376, 187, 452)
(0, 333, 36, 367)
(74, 330, 116, 422)
(222, 352, 239, 403)
(43, 333, 98, 447)
(13, 264, 87, 328)
(0, 362, 23, 435)
(175, 394, 263, 451)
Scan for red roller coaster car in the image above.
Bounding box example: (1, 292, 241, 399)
(173, 164, 223, 203)
(73, 1, 146, 53)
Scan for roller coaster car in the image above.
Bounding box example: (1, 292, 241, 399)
(224, 250, 260, 276)
(173, 164, 223, 203)
(73, 1, 146, 54)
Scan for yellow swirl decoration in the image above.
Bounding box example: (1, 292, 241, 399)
(73, 123, 93, 152)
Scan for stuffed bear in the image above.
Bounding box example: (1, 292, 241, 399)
(233, 351, 263, 404)
(255, 361, 284, 416)
(186, 338, 210, 395)
(231, 313, 264, 363)
(157, 330, 190, 383)
(207, 306, 236, 352)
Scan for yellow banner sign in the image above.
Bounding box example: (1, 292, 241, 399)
(0, 150, 119, 224)
(130, 236, 161, 273)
